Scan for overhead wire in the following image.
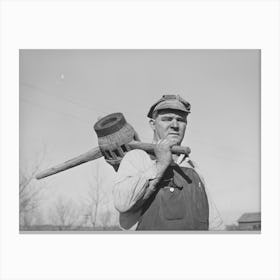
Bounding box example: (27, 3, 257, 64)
(19, 81, 116, 117)
(19, 81, 151, 132)
(20, 98, 92, 126)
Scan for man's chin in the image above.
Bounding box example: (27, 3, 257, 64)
(167, 135, 182, 145)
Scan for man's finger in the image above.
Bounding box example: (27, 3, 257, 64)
(160, 138, 177, 147)
(169, 139, 178, 147)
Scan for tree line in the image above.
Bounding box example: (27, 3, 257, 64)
(19, 155, 120, 231)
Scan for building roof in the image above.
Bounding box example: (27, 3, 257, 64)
(238, 212, 261, 223)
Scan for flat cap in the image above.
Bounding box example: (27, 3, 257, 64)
(147, 94, 191, 118)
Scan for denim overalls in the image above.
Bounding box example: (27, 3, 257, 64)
(136, 164, 209, 230)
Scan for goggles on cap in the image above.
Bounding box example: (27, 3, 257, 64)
(147, 94, 191, 118)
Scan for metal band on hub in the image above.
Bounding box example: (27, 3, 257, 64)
(94, 113, 127, 137)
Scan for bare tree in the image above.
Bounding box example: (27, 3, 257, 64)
(50, 197, 83, 230)
(19, 154, 46, 228)
(83, 161, 107, 228)
(99, 208, 112, 228)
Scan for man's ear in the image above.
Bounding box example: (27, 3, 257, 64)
(149, 119, 155, 131)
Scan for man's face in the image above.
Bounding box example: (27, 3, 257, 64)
(149, 109, 188, 145)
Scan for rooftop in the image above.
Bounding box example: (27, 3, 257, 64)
(238, 212, 261, 223)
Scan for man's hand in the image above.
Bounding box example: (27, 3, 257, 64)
(142, 139, 177, 200)
(154, 139, 177, 175)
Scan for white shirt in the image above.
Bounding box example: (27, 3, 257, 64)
(113, 149, 225, 231)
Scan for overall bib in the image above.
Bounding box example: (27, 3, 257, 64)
(136, 164, 209, 230)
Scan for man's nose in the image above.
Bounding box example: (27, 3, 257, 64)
(171, 119, 179, 128)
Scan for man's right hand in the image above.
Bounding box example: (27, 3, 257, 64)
(154, 139, 176, 175)
(142, 139, 177, 200)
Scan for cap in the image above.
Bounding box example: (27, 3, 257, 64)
(147, 94, 191, 118)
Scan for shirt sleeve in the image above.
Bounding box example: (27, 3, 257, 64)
(113, 149, 157, 213)
(205, 188, 225, 230)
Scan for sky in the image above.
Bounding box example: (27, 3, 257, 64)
(19, 49, 260, 226)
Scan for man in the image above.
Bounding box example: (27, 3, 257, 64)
(113, 94, 224, 230)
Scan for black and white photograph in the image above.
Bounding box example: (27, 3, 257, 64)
(1, 1, 280, 280)
(19, 49, 261, 232)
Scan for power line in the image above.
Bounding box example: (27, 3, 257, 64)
(20, 97, 93, 126)
(20, 81, 111, 116)
(19, 81, 143, 127)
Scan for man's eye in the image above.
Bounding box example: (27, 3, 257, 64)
(161, 117, 172, 121)
(177, 118, 186, 123)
